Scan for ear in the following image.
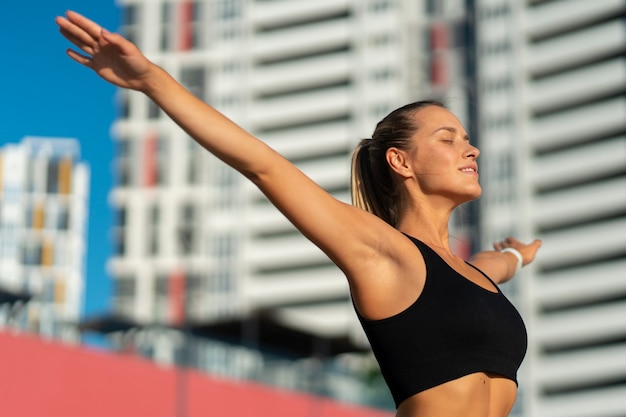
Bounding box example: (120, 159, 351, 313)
(386, 147, 413, 178)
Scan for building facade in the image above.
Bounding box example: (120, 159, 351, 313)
(474, 1, 626, 416)
(0, 137, 89, 342)
(106, 0, 476, 409)
(104, 0, 626, 414)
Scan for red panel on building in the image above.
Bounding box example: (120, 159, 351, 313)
(429, 22, 449, 87)
(168, 268, 186, 325)
(179, 1, 194, 51)
(143, 131, 158, 187)
(429, 22, 449, 50)
(0, 331, 392, 417)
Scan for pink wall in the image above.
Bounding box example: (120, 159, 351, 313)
(0, 331, 392, 417)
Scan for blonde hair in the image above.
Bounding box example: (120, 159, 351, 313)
(351, 100, 445, 227)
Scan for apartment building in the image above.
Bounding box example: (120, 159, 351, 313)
(474, 1, 626, 416)
(104, 0, 474, 407)
(0, 137, 89, 342)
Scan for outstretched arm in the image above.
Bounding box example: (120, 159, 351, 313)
(470, 237, 542, 284)
(55, 11, 397, 277)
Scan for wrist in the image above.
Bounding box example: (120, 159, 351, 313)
(140, 63, 169, 97)
(500, 248, 523, 274)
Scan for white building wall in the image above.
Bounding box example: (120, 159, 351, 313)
(107, 0, 474, 407)
(0, 137, 89, 342)
(476, 1, 626, 416)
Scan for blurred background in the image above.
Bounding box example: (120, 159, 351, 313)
(0, 1, 624, 416)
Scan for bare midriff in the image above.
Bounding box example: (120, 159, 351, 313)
(395, 372, 518, 417)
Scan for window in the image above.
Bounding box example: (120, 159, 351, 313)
(217, 0, 241, 20)
(56, 204, 70, 230)
(121, 4, 141, 46)
(187, 138, 204, 184)
(118, 90, 131, 119)
(369, 0, 391, 12)
(146, 204, 160, 256)
(144, 134, 169, 187)
(21, 240, 42, 265)
(115, 276, 136, 298)
(46, 160, 59, 193)
(116, 137, 135, 186)
(180, 1, 205, 50)
(211, 267, 234, 293)
(178, 202, 198, 255)
(160, 2, 174, 51)
(114, 206, 127, 256)
(212, 233, 236, 258)
(156, 135, 169, 186)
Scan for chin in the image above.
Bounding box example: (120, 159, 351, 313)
(460, 187, 482, 203)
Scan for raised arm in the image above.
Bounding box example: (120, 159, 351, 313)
(470, 237, 542, 284)
(55, 11, 397, 277)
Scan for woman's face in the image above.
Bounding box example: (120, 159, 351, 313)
(407, 105, 482, 203)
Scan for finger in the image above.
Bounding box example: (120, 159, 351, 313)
(65, 10, 105, 41)
(66, 48, 93, 68)
(59, 27, 95, 56)
(100, 29, 138, 56)
(56, 15, 97, 50)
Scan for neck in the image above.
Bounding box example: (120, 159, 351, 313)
(396, 203, 454, 252)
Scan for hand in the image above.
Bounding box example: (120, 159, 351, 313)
(493, 236, 542, 267)
(56, 10, 153, 91)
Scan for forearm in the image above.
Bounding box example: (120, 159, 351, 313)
(470, 250, 519, 284)
(141, 64, 275, 180)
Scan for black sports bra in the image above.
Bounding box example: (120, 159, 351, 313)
(356, 235, 527, 408)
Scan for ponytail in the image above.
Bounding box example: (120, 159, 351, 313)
(351, 138, 399, 226)
(350, 100, 446, 227)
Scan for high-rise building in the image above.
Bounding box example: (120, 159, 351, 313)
(105, 0, 626, 414)
(105, 0, 475, 408)
(0, 137, 89, 342)
(474, 1, 626, 416)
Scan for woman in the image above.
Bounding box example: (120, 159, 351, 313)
(56, 11, 541, 417)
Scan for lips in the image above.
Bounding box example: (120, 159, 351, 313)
(460, 165, 478, 174)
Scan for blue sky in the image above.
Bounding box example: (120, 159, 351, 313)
(1, 1, 120, 317)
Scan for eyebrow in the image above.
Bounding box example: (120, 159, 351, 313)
(434, 126, 471, 141)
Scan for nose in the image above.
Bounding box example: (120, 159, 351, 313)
(465, 143, 480, 160)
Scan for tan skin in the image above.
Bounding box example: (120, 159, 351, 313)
(56, 11, 541, 417)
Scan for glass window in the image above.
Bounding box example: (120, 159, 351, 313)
(156, 135, 169, 186)
(190, 1, 204, 49)
(178, 202, 198, 255)
(211, 267, 234, 293)
(180, 1, 205, 50)
(46, 160, 59, 194)
(57, 204, 69, 230)
(118, 90, 130, 119)
(116, 137, 135, 187)
(187, 138, 204, 184)
(160, 2, 174, 51)
(217, 0, 241, 20)
(121, 4, 141, 46)
(147, 204, 160, 256)
(154, 274, 168, 296)
(114, 206, 127, 256)
(21, 240, 42, 266)
(115, 276, 136, 298)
